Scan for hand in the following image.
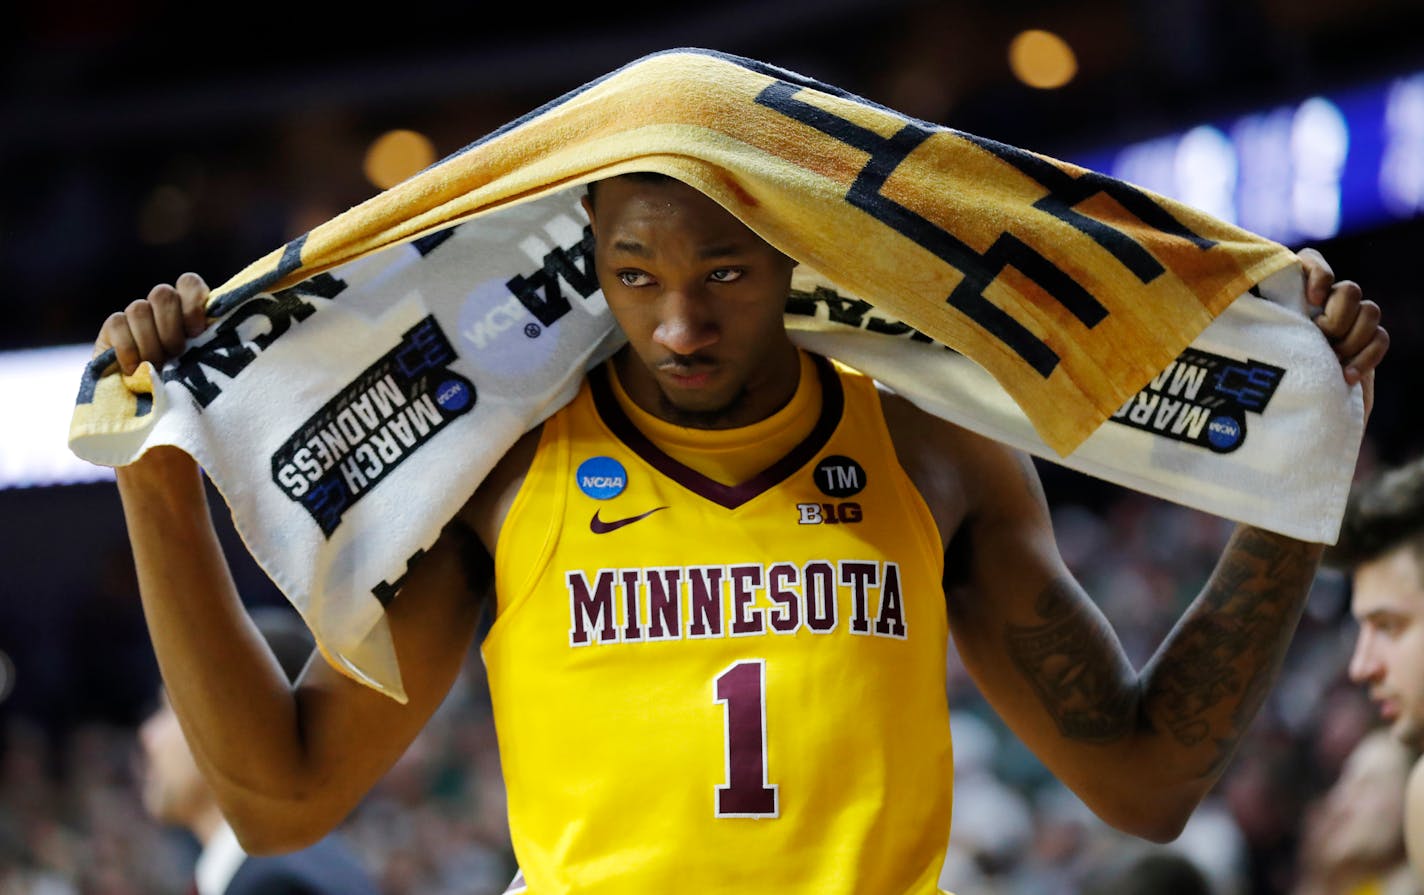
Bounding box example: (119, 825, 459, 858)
(94, 273, 211, 375)
(1298, 247, 1388, 423)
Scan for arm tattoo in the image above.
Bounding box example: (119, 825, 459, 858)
(1142, 527, 1319, 775)
(1005, 577, 1137, 743)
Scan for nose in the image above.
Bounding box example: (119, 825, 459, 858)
(652, 287, 718, 357)
(1347, 628, 1383, 684)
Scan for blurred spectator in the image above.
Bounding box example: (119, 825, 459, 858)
(1080, 847, 1215, 895)
(1292, 728, 1418, 895)
(135, 607, 379, 895)
(1325, 454, 1424, 886)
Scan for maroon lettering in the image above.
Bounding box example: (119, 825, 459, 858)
(620, 568, 643, 641)
(840, 561, 878, 634)
(714, 660, 778, 817)
(767, 562, 800, 633)
(875, 562, 907, 638)
(646, 567, 683, 641)
(803, 561, 837, 632)
(729, 565, 765, 635)
(567, 569, 617, 646)
(687, 566, 726, 638)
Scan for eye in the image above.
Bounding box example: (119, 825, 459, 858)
(1372, 616, 1406, 637)
(708, 268, 744, 283)
(616, 270, 653, 287)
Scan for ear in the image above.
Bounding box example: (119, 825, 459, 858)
(580, 192, 597, 228)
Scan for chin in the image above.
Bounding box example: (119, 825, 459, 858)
(658, 387, 746, 427)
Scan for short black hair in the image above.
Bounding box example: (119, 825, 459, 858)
(584, 170, 680, 207)
(1324, 455, 1424, 570)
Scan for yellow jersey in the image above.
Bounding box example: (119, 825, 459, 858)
(484, 351, 953, 894)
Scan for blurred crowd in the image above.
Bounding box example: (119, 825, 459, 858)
(0, 472, 1417, 895)
(3, 8, 1423, 893)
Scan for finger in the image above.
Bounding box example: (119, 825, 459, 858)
(125, 298, 166, 369)
(1314, 280, 1363, 342)
(1342, 327, 1389, 385)
(1297, 247, 1334, 308)
(174, 272, 210, 337)
(148, 285, 188, 358)
(1327, 299, 1381, 361)
(100, 312, 140, 375)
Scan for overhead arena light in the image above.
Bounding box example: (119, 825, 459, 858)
(0, 343, 115, 489)
(1065, 69, 1424, 246)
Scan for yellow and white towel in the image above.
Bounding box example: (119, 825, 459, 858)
(68, 48, 1362, 701)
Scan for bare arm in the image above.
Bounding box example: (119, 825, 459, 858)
(929, 433, 1318, 841)
(119, 447, 488, 851)
(101, 274, 532, 853)
(886, 248, 1386, 842)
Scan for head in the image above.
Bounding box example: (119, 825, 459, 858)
(582, 173, 800, 428)
(137, 607, 314, 835)
(1326, 457, 1424, 749)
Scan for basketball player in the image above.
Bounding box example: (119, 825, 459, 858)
(136, 607, 380, 895)
(99, 173, 1388, 893)
(1326, 455, 1424, 882)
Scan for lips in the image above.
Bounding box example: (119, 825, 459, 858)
(666, 370, 713, 388)
(659, 360, 718, 388)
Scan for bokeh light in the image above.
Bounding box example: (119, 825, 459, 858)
(363, 129, 438, 190)
(1008, 29, 1078, 90)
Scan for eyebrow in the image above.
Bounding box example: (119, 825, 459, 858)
(1357, 607, 1408, 624)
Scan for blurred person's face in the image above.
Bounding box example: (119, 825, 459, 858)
(136, 692, 210, 827)
(1349, 545, 1424, 749)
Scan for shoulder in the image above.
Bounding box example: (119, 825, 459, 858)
(872, 383, 1044, 551)
(457, 421, 546, 553)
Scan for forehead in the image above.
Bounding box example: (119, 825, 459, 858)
(1352, 545, 1424, 616)
(592, 178, 758, 243)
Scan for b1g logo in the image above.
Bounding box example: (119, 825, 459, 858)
(1108, 348, 1284, 454)
(797, 502, 863, 525)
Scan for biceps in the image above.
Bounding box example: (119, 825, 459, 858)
(290, 523, 487, 803)
(945, 476, 1138, 743)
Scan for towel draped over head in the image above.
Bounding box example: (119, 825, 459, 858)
(68, 48, 1363, 701)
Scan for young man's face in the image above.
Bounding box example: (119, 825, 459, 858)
(582, 177, 799, 429)
(1349, 545, 1424, 750)
(136, 693, 209, 827)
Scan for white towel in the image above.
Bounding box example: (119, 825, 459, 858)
(67, 51, 1363, 702)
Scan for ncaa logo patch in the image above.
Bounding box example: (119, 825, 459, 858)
(434, 379, 473, 413)
(577, 457, 627, 500)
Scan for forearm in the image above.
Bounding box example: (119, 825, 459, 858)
(1139, 525, 1322, 782)
(117, 448, 308, 799)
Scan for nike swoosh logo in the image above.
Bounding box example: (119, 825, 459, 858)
(590, 506, 668, 534)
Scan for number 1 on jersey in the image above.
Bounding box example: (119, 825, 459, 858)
(714, 659, 779, 818)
